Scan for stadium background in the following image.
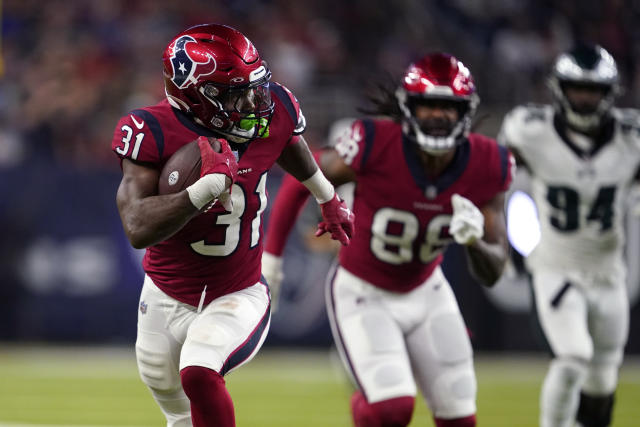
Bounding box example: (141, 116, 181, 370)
(1, 1, 640, 425)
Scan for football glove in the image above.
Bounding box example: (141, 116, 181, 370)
(316, 194, 355, 246)
(187, 137, 238, 211)
(262, 252, 284, 313)
(449, 193, 484, 245)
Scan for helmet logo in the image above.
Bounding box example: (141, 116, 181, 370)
(231, 77, 245, 83)
(169, 35, 217, 89)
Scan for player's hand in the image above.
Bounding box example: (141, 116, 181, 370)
(187, 137, 238, 210)
(316, 194, 355, 246)
(198, 137, 238, 182)
(262, 252, 284, 313)
(449, 193, 484, 245)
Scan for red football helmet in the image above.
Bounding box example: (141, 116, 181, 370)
(162, 24, 274, 143)
(396, 53, 479, 155)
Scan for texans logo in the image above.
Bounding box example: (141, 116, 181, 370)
(169, 35, 217, 89)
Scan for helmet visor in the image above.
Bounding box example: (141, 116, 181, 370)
(203, 80, 273, 119)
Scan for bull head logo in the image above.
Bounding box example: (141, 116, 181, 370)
(169, 35, 217, 89)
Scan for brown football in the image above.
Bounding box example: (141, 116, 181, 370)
(158, 137, 221, 195)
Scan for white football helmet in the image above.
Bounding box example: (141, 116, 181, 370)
(548, 44, 620, 132)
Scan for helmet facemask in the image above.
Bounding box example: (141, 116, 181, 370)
(397, 89, 478, 156)
(197, 68, 275, 143)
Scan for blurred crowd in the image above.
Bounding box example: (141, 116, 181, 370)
(2, 0, 640, 170)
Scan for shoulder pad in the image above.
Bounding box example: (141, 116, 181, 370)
(112, 111, 163, 163)
(327, 118, 358, 147)
(612, 108, 640, 149)
(270, 82, 305, 134)
(498, 104, 553, 150)
(614, 107, 640, 127)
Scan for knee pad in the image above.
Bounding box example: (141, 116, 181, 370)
(548, 357, 588, 389)
(540, 357, 587, 425)
(583, 363, 619, 395)
(430, 364, 477, 418)
(351, 390, 414, 427)
(136, 331, 181, 391)
(576, 392, 614, 427)
(425, 313, 476, 418)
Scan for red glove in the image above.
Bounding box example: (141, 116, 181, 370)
(198, 136, 238, 182)
(316, 194, 355, 246)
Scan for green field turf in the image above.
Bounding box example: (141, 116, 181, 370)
(0, 346, 638, 426)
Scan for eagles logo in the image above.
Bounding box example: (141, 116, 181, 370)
(169, 35, 217, 89)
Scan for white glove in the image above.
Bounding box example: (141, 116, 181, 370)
(262, 252, 284, 313)
(449, 193, 484, 245)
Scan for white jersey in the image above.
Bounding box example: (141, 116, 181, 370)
(499, 104, 640, 274)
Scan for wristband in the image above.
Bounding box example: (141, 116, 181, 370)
(301, 170, 335, 204)
(186, 173, 228, 209)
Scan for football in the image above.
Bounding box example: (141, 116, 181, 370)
(158, 137, 222, 195)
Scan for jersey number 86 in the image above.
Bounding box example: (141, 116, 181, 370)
(370, 207, 453, 264)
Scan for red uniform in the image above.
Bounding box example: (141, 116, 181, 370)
(265, 118, 513, 292)
(263, 53, 512, 427)
(263, 116, 513, 423)
(112, 83, 303, 306)
(338, 118, 512, 292)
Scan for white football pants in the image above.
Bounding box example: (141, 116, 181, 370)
(326, 265, 477, 419)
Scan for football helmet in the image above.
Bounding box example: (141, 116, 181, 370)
(162, 24, 274, 143)
(549, 44, 620, 132)
(396, 53, 479, 155)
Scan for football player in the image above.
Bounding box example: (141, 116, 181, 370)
(111, 24, 354, 427)
(262, 53, 513, 427)
(498, 44, 636, 427)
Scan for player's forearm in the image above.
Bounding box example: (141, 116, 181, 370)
(276, 135, 319, 182)
(120, 191, 199, 249)
(464, 239, 507, 287)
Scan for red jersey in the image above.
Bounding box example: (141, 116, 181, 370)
(111, 83, 304, 306)
(336, 119, 513, 292)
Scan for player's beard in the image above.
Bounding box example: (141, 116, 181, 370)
(418, 117, 455, 137)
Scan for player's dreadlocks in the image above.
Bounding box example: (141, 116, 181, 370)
(357, 72, 403, 121)
(357, 70, 488, 131)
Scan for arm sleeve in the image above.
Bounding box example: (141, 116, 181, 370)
(271, 82, 306, 136)
(264, 173, 312, 256)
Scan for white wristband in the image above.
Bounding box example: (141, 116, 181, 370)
(186, 173, 228, 209)
(301, 169, 335, 204)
